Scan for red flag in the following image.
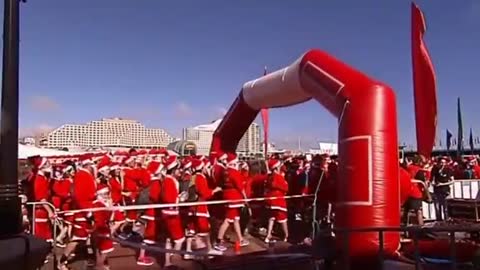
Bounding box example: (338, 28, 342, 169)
(411, 2, 437, 157)
(260, 66, 269, 158)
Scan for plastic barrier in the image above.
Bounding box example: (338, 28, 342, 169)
(26, 201, 57, 241)
(422, 179, 480, 221)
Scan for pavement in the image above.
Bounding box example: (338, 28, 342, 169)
(41, 235, 298, 270)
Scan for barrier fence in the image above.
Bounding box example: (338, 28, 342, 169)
(422, 179, 480, 221)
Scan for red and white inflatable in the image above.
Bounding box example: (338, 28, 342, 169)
(211, 49, 400, 262)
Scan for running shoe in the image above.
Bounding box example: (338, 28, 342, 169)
(136, 256, 155, 266)
(213, 242, 227, 252)
(240, 239, 249, 247)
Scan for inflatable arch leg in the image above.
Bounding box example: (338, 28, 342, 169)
(211, 49, 400, 263)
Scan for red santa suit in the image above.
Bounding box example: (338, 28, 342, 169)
(52, 177, 73, 224)
(92, 185, 114, 255)
(161, 174, 185, 243)
(223, 163, 245, 223)
(189, 170, 214, 236)
(33, 170, 53, 242)
(123, 166, 139, 222)
(72, 166, 97, 241)
(142, 161, 163, 245)
(209, 160, 227, 219)
(265, 165, 289, 223)
(108, 173, 125, 224)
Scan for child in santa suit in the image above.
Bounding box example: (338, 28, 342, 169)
(92, 184, 114, 270)
(184, 158, 223, 259)
(161, 156, 185, 267)
(264, 159, 289, 243)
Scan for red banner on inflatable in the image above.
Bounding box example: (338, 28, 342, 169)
(261, 66, 269, 158)
(411, 2, 437, 158)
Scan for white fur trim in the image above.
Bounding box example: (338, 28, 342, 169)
(96, 187, 110, 195)
(100, 247, 114, 254)
(141, 215, 155, 221)
(34, 218, 49, 222)
(143, 239, 157, 245)
(270, 206, 288, 212)
(166, 161, 179, 170)
(228, 204, 244, 208)
(173, 237, 186, 243)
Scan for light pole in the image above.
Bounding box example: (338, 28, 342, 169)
(0, 0, 22, 236)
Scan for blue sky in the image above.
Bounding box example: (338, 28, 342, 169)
(1, 0, 479, 149)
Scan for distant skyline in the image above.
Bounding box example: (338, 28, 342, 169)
(1, 0, 480, 149)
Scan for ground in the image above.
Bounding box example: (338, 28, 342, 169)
(42, 235, 297, 270)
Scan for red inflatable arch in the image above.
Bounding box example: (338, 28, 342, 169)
(211, 49, 400, 261)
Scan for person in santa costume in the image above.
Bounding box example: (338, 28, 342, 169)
(107, 163, 126, 237)
(58, 154, 97, 269)
(136, 160, 164, 267)
(214, 153, 249, 252)
(264, 159, 289, 243)
(118, 154, 139, 240)
(51, 164, 73, 248)
(161, 156, 185, 267)
(92, 183, 114, 270)
(60, 162, 76, 243)
(184, 158, 223, 259)
(32, 157, 55, 244)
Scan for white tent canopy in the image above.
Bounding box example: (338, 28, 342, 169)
(18, 144, 91, 159)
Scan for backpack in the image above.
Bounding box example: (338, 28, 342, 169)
(185, 174, 199, 202)
(136, 186, 151, 205)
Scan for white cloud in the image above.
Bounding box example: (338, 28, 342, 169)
(174, 101, 192, 118)
(29, 95, 59, 112)
(19, 123, 55, 137)
(215, 107, 228, 117)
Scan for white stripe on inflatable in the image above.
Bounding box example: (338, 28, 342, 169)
(58, 194, 313, 214)
(241, 57, 310, 110)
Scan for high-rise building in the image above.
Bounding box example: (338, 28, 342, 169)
(182, 119, 261, 156)
(45, 118, 175, 149)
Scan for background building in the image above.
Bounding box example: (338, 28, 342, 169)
(45, 118, 174, 149)
(182, 119, 261, 156)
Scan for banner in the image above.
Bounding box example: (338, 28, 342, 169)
(260, 66, 269, 158)
(411, 2, 437, 158)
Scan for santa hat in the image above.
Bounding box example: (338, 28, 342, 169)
(268, 159, 282, 171)
(79, 154, 94, 166)
(123, 153, 137, 165)
(191, 158, 204, 171)
(97, 159, 110, 174)
(148, 160, 164, 179)
(182, 157, 192, 170)
(203, 157, 211, 168)
(109, 162, 120, 171)
(218, 152, 228, 162)
(96, 183, 110, 196)
(35, 157, 50, 170)
(226, 153, 238, 165)
(164, 156, 179, 171)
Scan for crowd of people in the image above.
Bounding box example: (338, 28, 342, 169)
(401, 154, 480, 226)
(20, 149, 337, 270)
(19, 147, 480, 270)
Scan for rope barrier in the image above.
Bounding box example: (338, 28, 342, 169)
(57, 194, 315, 215)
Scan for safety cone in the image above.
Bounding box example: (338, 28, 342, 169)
(234, 241, 241, 253)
